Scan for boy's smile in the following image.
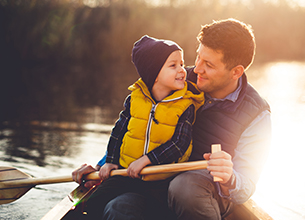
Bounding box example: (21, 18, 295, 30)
(152, 50, 186, 101)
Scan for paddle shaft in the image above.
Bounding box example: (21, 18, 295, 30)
(4, 160, 208, 187)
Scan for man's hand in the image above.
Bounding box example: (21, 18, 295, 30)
(204, 151, 233, 185)
(72, 164, 101, 188)
(99, 163, 119, 180)
(127, 155, 151, 179)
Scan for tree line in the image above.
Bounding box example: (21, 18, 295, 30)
(0, 0, 304, 123)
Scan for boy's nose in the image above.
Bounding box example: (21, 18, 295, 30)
(180, 66, 186, 73)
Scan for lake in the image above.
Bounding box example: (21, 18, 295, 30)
(248, 62, 305, 220)
(1, 61, 305, 219)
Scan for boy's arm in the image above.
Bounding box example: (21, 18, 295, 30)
(72, 96, 131, 188)
(106, 95, 131, 165)
(127, 155, 151, 179)
(146, 104, 195, 165)
(97, 154, 106, 167)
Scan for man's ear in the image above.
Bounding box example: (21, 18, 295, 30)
(154, 75, 159, 83)
(231, 65, 244, 80)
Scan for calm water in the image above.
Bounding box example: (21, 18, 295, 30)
(248, 62, 305, 220)
(1, 62, 305, 219)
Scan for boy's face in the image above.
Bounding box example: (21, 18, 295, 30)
(154, 50, 186, 94)
(194, 43, 236, 99)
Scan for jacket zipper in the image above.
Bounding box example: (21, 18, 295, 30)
(142, 95, 184, 156)
(143, 103, 157, 156)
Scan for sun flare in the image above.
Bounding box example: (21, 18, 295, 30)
(248, 62, 305, 219)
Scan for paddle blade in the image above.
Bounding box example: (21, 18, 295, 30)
(0, 167, 33, 205)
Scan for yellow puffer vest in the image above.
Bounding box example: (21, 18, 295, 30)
(119, 78, 204, 181)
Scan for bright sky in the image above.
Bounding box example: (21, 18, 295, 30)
(145, 0, 305, 8)
(82, 0, 305, 8)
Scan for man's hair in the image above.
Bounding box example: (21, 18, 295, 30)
(197, 18, 255, 70)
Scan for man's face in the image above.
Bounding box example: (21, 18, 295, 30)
(194, 44, 236, 99)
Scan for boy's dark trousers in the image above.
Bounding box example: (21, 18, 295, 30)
(82, 175, 174, 219)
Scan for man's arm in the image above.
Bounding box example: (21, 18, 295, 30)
(217, 110, 272, 204)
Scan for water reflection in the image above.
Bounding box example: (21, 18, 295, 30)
(1, 62, 305, 219)
(247, 62, 305, 220)
(0, 123, 110, 220)
(1, 125, 77, 167)
(0, 120, 112, 168)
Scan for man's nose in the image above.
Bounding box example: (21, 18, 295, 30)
(194, 64, 204, 74)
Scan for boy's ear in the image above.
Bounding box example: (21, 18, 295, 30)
(231, 65, 244, 80)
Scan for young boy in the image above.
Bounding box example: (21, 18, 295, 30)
(78, 35, 204, 219)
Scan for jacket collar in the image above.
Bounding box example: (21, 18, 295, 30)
(209, 73, 248, 113)
(128, 78, 188, 104)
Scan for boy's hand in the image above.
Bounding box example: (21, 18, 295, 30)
(99, 163, 119, 180)
(127, 155, 151, 179)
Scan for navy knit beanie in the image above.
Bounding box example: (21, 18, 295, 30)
(131, 35, 182, 91)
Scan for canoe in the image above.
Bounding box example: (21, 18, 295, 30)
(41, 184, 273, 220)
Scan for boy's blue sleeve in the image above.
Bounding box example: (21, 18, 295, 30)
(97, 151, 107, 166)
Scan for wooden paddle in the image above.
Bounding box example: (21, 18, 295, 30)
(0, 160, 208, 205)
(211, 144, 223, 182)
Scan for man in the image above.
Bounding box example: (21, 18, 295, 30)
(72, 18, 271, 220)
(168, 18, 271, 219)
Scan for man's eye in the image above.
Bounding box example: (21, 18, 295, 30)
(206, 63, 212, 68)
